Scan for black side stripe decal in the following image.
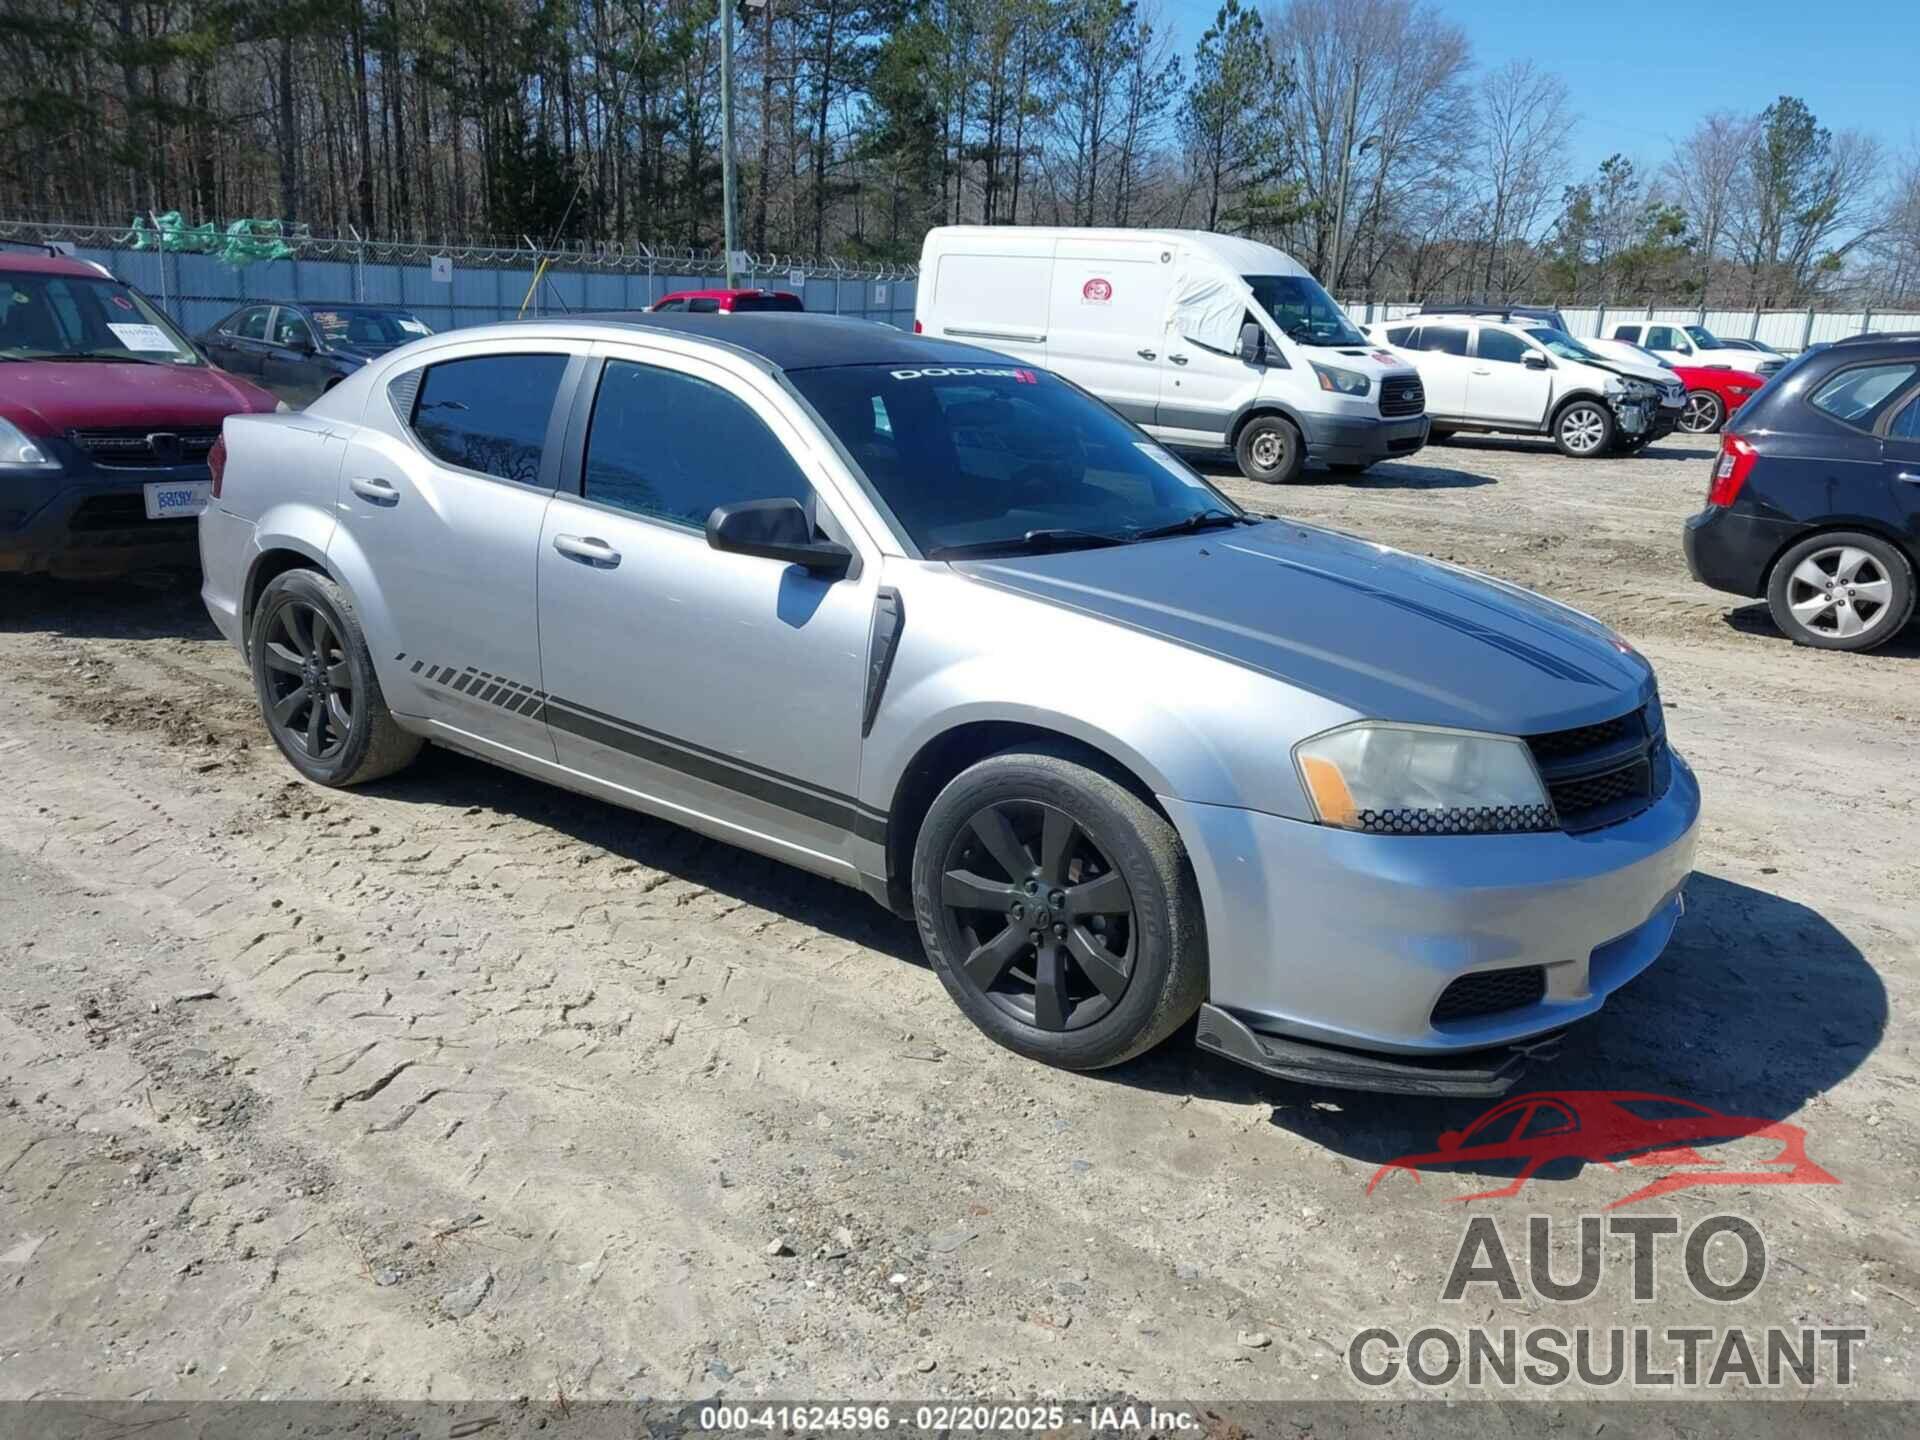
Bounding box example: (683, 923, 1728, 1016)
(409, 658, 887, 845)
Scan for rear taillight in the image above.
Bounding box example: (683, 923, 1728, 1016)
(1707, 432, 1755, 507)
(208, 433, 227, 499)
(912, 319, 923, 334)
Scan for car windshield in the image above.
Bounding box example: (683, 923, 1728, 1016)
(730, 293, 803, 313)
(1527, 327, 1606, 363)
(785, 364, 1244, 556)
(1684, 325, 1731, 350)
(0, 270, 201, 365)
(311, 307, 432, 347)
(1242, 273, 1367, 347)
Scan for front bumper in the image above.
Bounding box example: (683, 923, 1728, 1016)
(1684, 505, 1797, 598)
(0, 458, 209, 577)
(1302, 412, 1430, 466)
(1163, 752, 1700, 1084)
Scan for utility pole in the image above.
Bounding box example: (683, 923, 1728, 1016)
(1327, 61, 1360, 292)
(721, 0, 740, 290)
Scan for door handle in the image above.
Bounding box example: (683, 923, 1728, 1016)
(1472, 368, 1491, 376)
(1136, 348, 1157, 361)
(1169, 354, 1189, 366)
(1897, 472, 1920, 484)
(349, 476, 399, 504)
(553, 533, 621, 567)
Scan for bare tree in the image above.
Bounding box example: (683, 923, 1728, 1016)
(1265, 0, 1472, 290)
(1472, 58, 1572, 298)
(1663, 111, 1755, 299)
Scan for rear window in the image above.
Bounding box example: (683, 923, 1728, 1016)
(730, 294, 803, 313)
(1807, 363, 1920, 428)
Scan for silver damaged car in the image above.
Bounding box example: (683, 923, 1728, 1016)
(199, 314, 1700, 1096)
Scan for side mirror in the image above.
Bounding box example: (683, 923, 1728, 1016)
(287, 332, 314, 354)
(706, 497, 852, 577)
(1522, 351, 1549, 370)
(1238, 321, 1267, 366)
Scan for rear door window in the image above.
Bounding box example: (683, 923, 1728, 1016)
(236, 307, 269, 340)
(1612, 324, 1640, 342)
(581, 359, 812, 527)
(1419, 327, 1468, 357)
(687, 297, 721, 314)
(409, 354, 569, 485)
(1808, 364, 1920, 429)
(1888, 393, 1920, 441)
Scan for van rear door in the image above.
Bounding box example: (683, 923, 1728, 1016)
(1046, 237, 1172, 427)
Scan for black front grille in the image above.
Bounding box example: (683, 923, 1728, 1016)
(68, 427, 219, 468)
(1433, 966, 1547, 1023)
(1380, 375, 1425, 417)
(1526, 704, 1667, 833)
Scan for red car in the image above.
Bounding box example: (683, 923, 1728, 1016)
(0, 246, 279, 578)
(1366, 1090, 1838, 1208)
(648, 287, 804, 315)
(1670, 362, 1769, 435)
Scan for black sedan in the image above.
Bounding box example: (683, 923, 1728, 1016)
(1684, 332, 1919, 652)
(198, 303, 433, 408)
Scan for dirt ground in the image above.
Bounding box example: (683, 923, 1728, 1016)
(1, 431, 1916, 1411)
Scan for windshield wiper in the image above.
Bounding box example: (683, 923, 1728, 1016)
(36, 351, 175, 366)
(929, 527, 1131, 559)
(1129, 509, 1252, 541)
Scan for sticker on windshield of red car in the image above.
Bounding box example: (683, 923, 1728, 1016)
(1081, 277, 1113, 305)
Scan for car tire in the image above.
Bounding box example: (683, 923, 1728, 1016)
(250, 568, 423, 786)
(1552, 398, 1615, 458)
(911, 745, 1207, 1071)
(1234, 415, 1305, 484)
(1678, 390, 1724, 434)
(1765, 531, 1915, 652)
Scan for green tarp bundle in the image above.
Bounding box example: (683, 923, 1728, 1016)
(129, 213, 300, 267)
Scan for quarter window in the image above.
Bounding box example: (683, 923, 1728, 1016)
(582, 360, 812, 527)
(410, 353, 568, 485)
(1476, 328, 1531, 364)
(1809, 364, 1920, 428)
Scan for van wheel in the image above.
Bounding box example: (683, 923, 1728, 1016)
(1765, 531, 1915, 652)
(911, 746, 1207, 1071)
(1553, 399, 1614, 458)
(1235, 415, 1304, 484)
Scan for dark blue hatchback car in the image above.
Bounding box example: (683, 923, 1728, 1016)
(1684, 333, 1920, 652)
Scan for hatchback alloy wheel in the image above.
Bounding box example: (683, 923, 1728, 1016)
(938, 799, 1138, 1032)
(1784, 545, 1896, 642)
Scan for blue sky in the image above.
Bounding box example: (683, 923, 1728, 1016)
(1158, 0, 1919, 179)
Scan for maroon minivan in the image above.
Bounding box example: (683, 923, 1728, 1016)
(0, 248, 279, 577)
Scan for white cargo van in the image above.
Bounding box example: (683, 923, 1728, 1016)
(914, 227, 1429, 482)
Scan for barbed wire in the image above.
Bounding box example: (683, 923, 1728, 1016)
(0, 216, 920, 280)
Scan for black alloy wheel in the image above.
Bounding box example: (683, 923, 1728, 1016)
(260, 599, 354, 762)
(938, 799, 1137, 1032)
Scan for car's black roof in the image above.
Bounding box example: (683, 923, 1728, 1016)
(574, 312, 1012, 372)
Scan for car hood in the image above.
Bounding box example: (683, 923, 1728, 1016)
(956, 521, 1654, 734)
(0, 360, 275, 436)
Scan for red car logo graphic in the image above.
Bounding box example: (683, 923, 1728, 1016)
(1082, 277, 1113, 304)
(1365, 1091, 1839, 1209)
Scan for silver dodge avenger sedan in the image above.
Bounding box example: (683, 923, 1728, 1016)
(200, 314, 1699, 1096)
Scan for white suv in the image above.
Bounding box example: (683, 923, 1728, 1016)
(1367, 317, 1685, 458)
(1609, 322, 1787, 376)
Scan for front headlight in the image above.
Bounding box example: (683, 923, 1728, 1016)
(1311, 362, 1371, 397)
(1293, 722, 1555, 835)
(0, 416, 59, 469)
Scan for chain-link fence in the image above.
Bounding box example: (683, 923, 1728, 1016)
(0, 218, 920, 336)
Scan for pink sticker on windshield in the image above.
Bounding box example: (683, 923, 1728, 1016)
(111, 294, 135, 311)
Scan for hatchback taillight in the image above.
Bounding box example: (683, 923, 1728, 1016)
(912, 319, 923, 334)
(1707, 432, 1756, 507)
(208, 433, 228, 499)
